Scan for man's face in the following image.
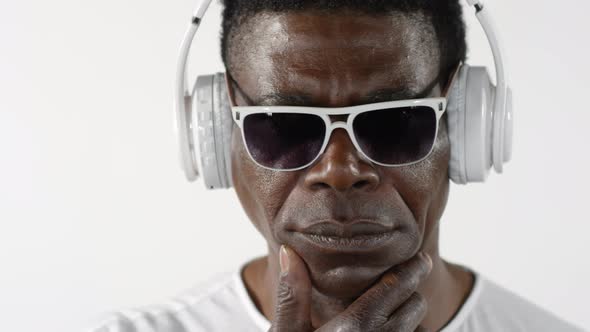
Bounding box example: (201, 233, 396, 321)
(228, 11, 450, 298)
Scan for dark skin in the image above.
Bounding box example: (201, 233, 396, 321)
(226, 10, 474, 331)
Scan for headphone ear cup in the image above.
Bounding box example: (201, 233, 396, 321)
(214, 72, 234, 189)
(175, 93, 199, 182)
(192, 73, 233, 190)
(464, 66, 495, 182)
(447, 65, 469, 184)
(447, 65, 495, 184)
(503, 87, 513, 163)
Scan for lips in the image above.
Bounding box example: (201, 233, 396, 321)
(300, 221, 393, 238)
(293, 221, 398, 252)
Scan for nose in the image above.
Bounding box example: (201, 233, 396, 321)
(303, 128, 380, 193)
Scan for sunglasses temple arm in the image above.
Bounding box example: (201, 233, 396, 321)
(442, 62, 462, 98)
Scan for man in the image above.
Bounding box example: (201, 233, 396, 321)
(91, 1, 583, 331)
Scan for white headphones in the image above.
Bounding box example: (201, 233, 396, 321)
(174, 0, 513, 189)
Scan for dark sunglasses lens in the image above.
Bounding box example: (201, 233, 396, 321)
(243, 113, 326, 169)
(353, 106, 437, 165)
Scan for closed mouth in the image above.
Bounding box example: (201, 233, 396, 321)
(299, 220, 394, 238)
(295, 227, 397, 252)
(304, 231, 394, 245)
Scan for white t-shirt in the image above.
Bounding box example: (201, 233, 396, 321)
(88, 264, 584, 332)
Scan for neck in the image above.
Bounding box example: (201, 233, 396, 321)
(242, 236, 474, 331)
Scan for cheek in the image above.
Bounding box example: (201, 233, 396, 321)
(391, 124, 450, 235)
(231, 126, 299, 241)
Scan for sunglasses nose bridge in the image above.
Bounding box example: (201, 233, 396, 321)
(324, 121, 355, 148)
(321, 120, 371, 166)
(305, 121, 380, 193)
(328, 121, 348, 130)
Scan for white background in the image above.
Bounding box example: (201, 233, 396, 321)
(1, 0, 589, 331)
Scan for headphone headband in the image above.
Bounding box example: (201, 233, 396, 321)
(193, 0, 214, 20)
(174, 0, 511, 183)
(470, 4, 509, 172)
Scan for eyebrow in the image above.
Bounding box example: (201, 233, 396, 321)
(254, 77, 440, 107)
(255, 93, 314, 106)
(359, 87, 425, 104)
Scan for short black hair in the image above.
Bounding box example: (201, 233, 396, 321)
(220, 0, 467, 83)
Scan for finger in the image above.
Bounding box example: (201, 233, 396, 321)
(415, 326, 430, 332)
(345, 252, 432, 322)
(268, 245, 313, 332)
(383, 292, 428, 332)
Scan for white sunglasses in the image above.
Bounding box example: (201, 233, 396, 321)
(230, 97, 447, 171)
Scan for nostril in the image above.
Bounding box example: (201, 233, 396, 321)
(309, 182, 331, 191)
(353, 180, 371, 189)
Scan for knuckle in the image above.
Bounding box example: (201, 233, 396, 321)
(412, 292, 428, 314)
(318, 324, 356, 332)
(276, 281, 297, 308)
(345, 308, 366, 327)
(385, 318, 403, 331)
(418, 257, 432, 277)
(343, 315, 365, 331)
(390, 313, 412, 330)
(380, 272, 401, 289)
(402, 267, 422, 289)
(346, 308, 389, 331)
(384, 271, 416, 300)
(387, 263, 424, 291)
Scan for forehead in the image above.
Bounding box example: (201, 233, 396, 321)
(228, 10, 440, 105)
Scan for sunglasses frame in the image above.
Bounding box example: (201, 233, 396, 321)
(230, 98, 447, 172)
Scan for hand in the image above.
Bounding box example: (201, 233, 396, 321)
(268, 245, 433, 332)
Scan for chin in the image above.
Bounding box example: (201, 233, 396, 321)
(310, 265, 387, 299)
(284, 230, 421, 299)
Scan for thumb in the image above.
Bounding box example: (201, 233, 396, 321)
(269, 245, 313, 332)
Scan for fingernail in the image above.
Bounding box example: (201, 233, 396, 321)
(422, 252, 433, 270)
(279, 245, 290, 274)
